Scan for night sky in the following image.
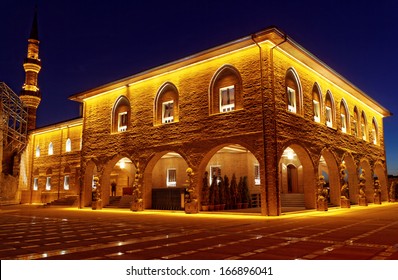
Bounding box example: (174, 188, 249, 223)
(1, 0, 398, 174)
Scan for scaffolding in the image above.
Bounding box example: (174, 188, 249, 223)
(0, 82, 28, 153)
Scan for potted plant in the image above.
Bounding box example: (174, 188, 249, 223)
(201, 171, 210, 211)
(241, 176, 250, 208)
(208, 175, 217, 211)
(230, 174, 238, 209)
(218, 176, 226, 211)
(223, 175, 230, 209)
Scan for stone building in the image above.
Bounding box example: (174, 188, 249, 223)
(17, 22, 391, 215)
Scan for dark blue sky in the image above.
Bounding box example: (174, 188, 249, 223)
(1, 0, 398, 174)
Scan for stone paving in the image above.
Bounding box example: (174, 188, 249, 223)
(1, 203, 398, 260)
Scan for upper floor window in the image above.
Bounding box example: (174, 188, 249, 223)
(353, 107, 359, 137)
(155, 82, 179, 125)
(287, 87, 296, 113)
(112, 96, 131, 133)
(162, 101, 174, 124)
(48, 142, 54, 155)
(372, 118, 378, 145)
(312, 83, 322, 123)
(210, 65, 242, 114)
(361, 111, 367, 141)
(118, 112, 128, 132)
(35, 145, 40, 157)
(220, 85, 235, 112)
(285, 68, 302, 115)
(65, 138, 71, 152)
(340, 100, 349, 134)
(325, 91, 335, 128)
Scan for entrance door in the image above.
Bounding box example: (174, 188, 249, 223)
(287, 164, 298, 193)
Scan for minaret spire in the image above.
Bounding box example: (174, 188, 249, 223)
(20, 7, 42, 131)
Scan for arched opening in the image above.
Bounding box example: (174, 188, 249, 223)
(209, 65, 243, 114)
(285, 68, 303, 115)
(111, 96, 131, 133)
(101, 156, 137, 207)
(144, 151, 189, 210)
(318, 150, 340, 206)
(199, 144, 261, 213)
(279, 145, 315, 211)
(154, 82, 179, 125)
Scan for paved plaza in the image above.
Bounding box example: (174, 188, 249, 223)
(1, 203, 398, 260)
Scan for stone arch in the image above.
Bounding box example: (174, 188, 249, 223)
(279, 143, 316, 209)
(373, 161, 388, 201)
(342, 152, 358, 204)
(209, 64, 243, 114)
(312, 82, 322, 123)
(197, 142, 263, 213)
(319, 148, 340, 206)
(144, 150, 190, 210)
(111, 95, 131, 133)
(285, 67, 303, 115)
(359, 158, 373, 202)
(325, 90, 336, 128)
(154, 82, 179, 125)
(102, 154, 136, 206)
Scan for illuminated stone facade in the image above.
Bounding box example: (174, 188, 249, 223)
(19, 27, 390, 215)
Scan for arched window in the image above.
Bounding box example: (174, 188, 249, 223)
(353, 107, 359, 137)
(35, 145, 40, 157)
(340, 99, 349, 134)
(312, 83, 322, 123)
(48, 142, 53, 155)
(112, 96, 131, 133)
(372, 117, 378, 145)
(361, 111, 368, 141)
(285, 68, 302, 115)
(325, 91, 335, 128)
(209, 65, 242, 114)
(154, 82, 179, 125)
(65, 138, 71, 152)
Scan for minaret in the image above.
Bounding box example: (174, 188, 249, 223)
(20, 8, 41, 131)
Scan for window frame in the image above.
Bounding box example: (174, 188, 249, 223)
(287, 87, 296, 113)
(64, 175, 70, 190)
(254, 164, 261, 186)
(313, 100, 320, 123)
(219, 85, 235, 113)
(166, 168, 177, 187)
(33, 178, 38, 191)
(46, 177, 51, 191)
(325, 106, 333, 128)
(162, 100, 174, 124)
(118, 111, 128, 132)
(65, 138, 72, 152)
(341, 113, 347, 133)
